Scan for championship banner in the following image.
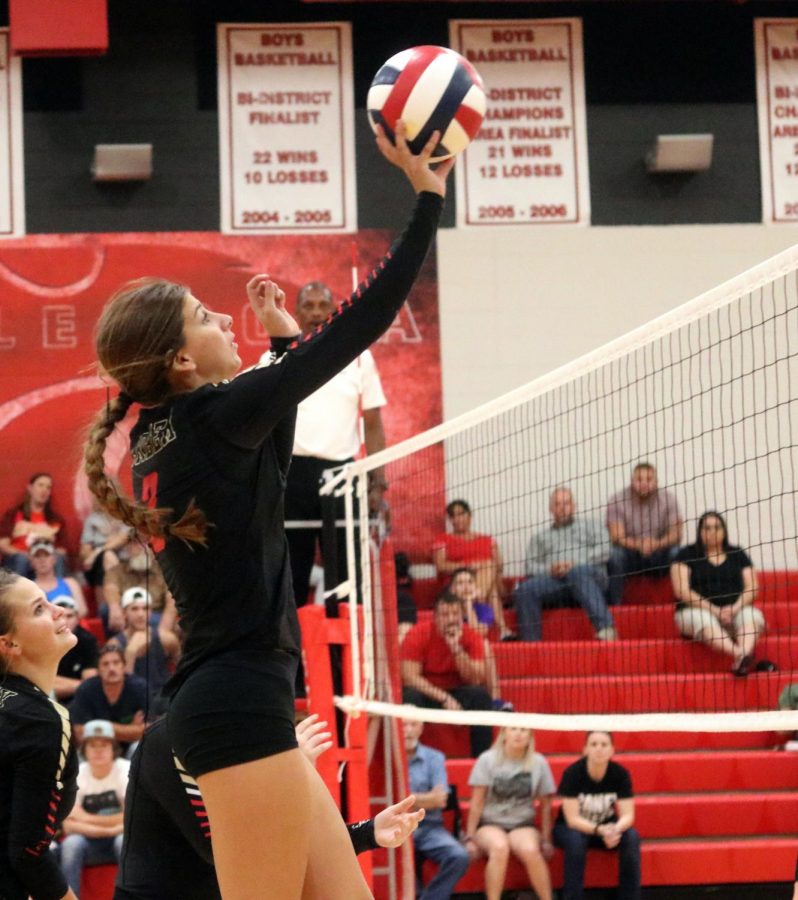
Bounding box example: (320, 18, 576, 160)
(0, 30, 24, 238)
(755, 19, 798, 223)
(449, 19, 590, 227)
(217, 22, 356, 234)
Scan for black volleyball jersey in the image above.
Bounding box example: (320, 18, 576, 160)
(0, 673, 78, 900)
(130, 192, 443, 690)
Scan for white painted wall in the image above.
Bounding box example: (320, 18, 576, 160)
(428, 224, 798, 574)
(438, 224, 798, 417)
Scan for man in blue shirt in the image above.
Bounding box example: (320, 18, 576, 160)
(405, 718, 470, 899)
(514, 487, 615, 641)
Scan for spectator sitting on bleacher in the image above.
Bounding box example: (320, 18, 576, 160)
(432, 500, 514, 640)
(54, 719, 129, 895)
(514, 487, 615, 642)
(401, 592, 493, 757)
(79, 494, 131, 612)
(448, 566, 494, 635)
(553, 731, 641, 900)
(464, 726, 555, 900)
(448, 568, 513, 712)
(606, 462, 682, 605)
(109, 587, 180, 706)
(103, 540, 168, 637)
(53, 596, 98, 703)
(671, 511, 770, 677)
(0, 472, 69, 577)
(69, 645, 147, 754)
(404, 717, 470, 900)
(31, 540, 87, 618)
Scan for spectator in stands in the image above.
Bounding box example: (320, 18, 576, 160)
(103, 540, 169, 636)
(55, 719, 129, 894)
(432, 500, 514, 640)
(260, 279, 389, 613)
(448, 567, 493, 635)
(401, 592, 493, 756)
(404, 717, 470, 900)
(0, 472, 68, 577)
(670, 511, 768, 677)
(606, 462, 682, 605)
(448, 569, 512, 711)
(79, 494, 131, 611)
(69, 645, 147, 753)
(514, 487, 615, 641)
(53, 596, 98, 703)
(465, 727, 555, 900)
(109, 586, 179, 705)
(553, 731, 641, 900)
(30, 541, 87, 617)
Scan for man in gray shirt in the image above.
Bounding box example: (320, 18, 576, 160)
(606, 462, 682, 605)
(513, 487, 615, 641)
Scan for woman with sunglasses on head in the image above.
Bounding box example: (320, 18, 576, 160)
(82, 124, 452, 900)
(0, 570, 80, 900)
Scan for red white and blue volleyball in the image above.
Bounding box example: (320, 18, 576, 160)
(367, 46, 486, 162)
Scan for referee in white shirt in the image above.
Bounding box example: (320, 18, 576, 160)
(262, 280, 388, 616)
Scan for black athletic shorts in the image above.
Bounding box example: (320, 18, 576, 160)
(167, 647, 299, 778)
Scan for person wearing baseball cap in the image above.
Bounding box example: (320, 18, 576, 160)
(30, 541, 87, 618)
(53, 597, 99, 703)
(110, 588, 179, 709)
(102, 541, 170, 637)
(56, 719, 130, 894)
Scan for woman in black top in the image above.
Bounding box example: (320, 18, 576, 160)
(0, 569, 79, 900)
(82, 124, 452, 899)
(670, 511, 765, 676)
(553, 731, 640, 900)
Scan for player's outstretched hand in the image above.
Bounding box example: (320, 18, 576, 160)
(373, 794, 425, 849)
(246, 273, 300, 338)
(295, 713, 334, 765)
(375, 121, 455, 198)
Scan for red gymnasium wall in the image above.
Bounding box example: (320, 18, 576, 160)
(0, 231, 443, 562)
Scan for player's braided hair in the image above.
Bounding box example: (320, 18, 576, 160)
(84, 278, 208, 546)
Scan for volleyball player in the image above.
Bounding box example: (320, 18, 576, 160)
(82, 122, 452, 899)
(0, 570, 79, 900)
(114, 714, 424, 899)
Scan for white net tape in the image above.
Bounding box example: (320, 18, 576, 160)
(334, 241, 798, 733)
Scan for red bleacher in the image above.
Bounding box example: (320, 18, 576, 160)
(76, 572, 798, 898)
(81, 864, 116, 898)
(412, 572, 798, 893)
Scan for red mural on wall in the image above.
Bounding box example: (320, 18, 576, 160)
(0, 230, 444, 564)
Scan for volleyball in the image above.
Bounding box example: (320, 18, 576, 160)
(367, 45, 486, 162)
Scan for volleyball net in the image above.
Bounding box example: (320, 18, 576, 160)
(334, 242, 798, 734)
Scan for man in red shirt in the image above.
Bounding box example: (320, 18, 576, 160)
(401, 592, 493, 755)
